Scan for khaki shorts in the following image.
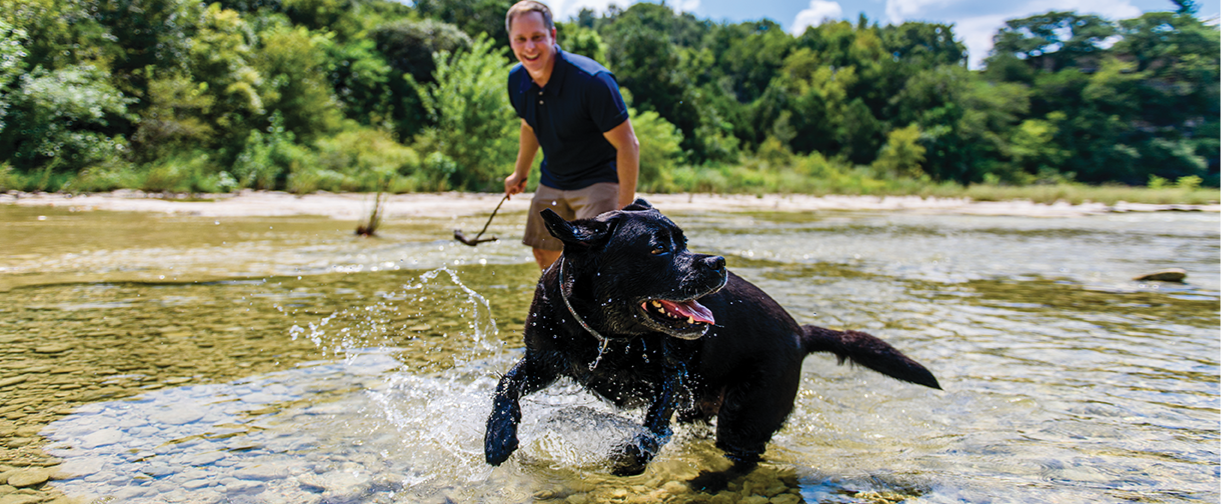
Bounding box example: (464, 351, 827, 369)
(523, 182, 620, 251)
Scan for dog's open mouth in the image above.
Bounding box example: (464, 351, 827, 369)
(639, 298, 715, 338)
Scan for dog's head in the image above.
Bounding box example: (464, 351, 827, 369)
(542, 199, 727, 340)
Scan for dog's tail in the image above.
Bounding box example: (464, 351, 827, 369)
(801, 325, 941, 389)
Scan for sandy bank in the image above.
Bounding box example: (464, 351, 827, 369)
(1, 190, 1217, 219)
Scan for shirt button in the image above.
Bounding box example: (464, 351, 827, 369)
(539, 100, 544, 105)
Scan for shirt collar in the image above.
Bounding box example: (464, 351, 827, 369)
(519, 45, 568, 97)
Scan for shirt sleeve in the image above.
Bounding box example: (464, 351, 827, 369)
(586, 72, 630, 133)
(507, 68, 525, 119)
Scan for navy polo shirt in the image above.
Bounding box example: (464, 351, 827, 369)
(508, 47, 629, 190)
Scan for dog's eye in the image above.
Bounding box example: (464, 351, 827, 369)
(650, 244, 667, 255)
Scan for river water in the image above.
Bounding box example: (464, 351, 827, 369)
(0, 203, 1217, 504)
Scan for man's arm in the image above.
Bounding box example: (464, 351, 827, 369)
(505, 119, 540, 198)
(602, 118, 639, 209)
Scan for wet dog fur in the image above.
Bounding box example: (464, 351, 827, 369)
(484, 200, 939, 485)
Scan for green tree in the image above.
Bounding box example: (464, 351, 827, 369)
(413, 35, 516, 191)
(0, 19, 27, 132)
(872, 124, 926, 178)
(0, 65, 134, 176)
(253, 25, 343, 143)
(556, 22, 608, 66)
(987, 11, 1116, 73)
(371, 18, 471, 139)
(322, 38, 394, 129)
(413, 0, 508, 42)
(630, 108, 685, 192)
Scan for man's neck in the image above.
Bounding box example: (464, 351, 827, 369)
(529, 46, 558, 88)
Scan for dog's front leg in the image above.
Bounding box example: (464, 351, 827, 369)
(485, 357, 556, 466)
(610, 355, 681, 476)
(610, 379, 675, 476)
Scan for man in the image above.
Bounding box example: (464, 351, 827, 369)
(503, 0, 640, 270)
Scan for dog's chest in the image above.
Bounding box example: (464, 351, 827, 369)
(558, 337, 696, 408)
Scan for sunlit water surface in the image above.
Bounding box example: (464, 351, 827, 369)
(0, 204, 1217, 503)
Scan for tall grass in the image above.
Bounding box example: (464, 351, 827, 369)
(3, 154, 1217, 206)
(648, 157, 1219, 206)
(961, 183, 1219, 205)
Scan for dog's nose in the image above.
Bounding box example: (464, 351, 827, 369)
(704, 255, 726, 273)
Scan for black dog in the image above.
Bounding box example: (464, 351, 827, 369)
(485, 200, 939, 479)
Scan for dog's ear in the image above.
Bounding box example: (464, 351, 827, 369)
(541, 209, 611, 249)
(622, 198, 652, 211)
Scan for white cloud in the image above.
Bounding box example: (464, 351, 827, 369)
(673, 0, 700, 13)
(953, 13, 1012, 68)
(791, 0, 845, 34)
(885, 0, 950, 25)
(545, 0, 624, 21)
(883, 0, 1143, 68)
(545, 0, 697, 20)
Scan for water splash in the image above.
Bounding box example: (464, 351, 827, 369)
(289, 267, 501, 371)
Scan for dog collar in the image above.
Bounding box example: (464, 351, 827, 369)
(557, 257, 611, 371)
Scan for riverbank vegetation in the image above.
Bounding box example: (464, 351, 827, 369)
(0, 0, 1216, 203)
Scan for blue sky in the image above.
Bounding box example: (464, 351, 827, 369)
(544, 0, 1218, 68)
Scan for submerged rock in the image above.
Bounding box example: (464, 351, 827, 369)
(0, 495, 42, 504)
(6, 470, 49, 488)
(1133, 268, 1187, 282)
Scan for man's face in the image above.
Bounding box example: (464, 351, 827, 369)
(508, 11, 556, 76)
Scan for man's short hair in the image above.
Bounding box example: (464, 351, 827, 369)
(505, 1, 554, 34)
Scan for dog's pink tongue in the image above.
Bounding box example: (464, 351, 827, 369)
(660, 299, 715, 325)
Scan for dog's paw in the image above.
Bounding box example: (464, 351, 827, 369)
(609, 445, 648, 477)
(608, 434, 662, 476)
(484, 407, 520, 466)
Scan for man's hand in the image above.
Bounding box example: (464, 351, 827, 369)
(504, 172, 528, 199)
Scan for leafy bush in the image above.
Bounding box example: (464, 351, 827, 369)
(306, 126, 421, 193)
(872, 124, 927, 178)
(0, 65, 134, 174)
(631, 108, 685, 193)
(138, 152, 225, 193)
(413, 35, 516, 191)
(231, 111, 315, 189)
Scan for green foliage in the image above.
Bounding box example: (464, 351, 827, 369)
(138, 151, 226, 193)
(132, 72, 217, 162)
(987, 11, 1116, 73)
(371, 17, 471, 139)
(322, 38, 394, 129)
(413, 35, 516, 191)
(0, 65, 134, 175)
(231, 111, 310, 189)
(307, 126, 420, 193)
(254, 26, 343, 143)
(1175, 175, 1202, 190)
(557, 23, 608, 66)
(1009, 113, 1069, 182)
(0, 0, 1213, 195)
(872, 124, 926, 178)
(413, 0, 507, 42)
(372, 18, 472, 83)
(630, 108, 685, 192)
(0, 19, 26, 133)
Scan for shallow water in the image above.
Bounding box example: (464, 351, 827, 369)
(0, 204, 1217, 503)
